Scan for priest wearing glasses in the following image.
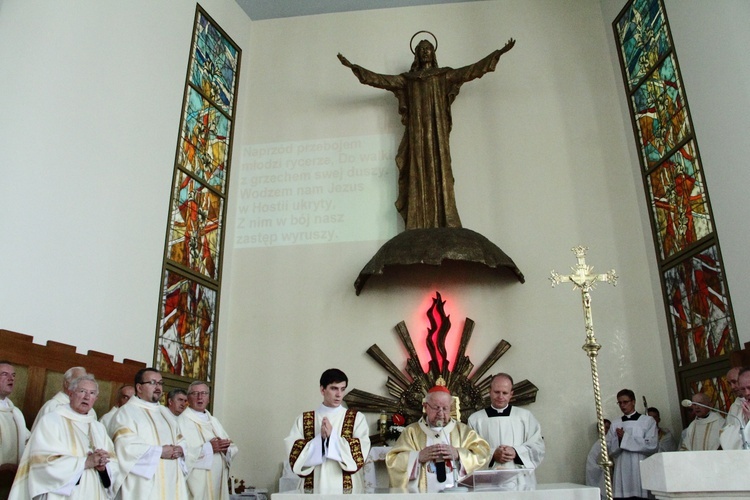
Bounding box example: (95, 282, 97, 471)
(386, 381, 489, 492)
(606, 388, 657, 500)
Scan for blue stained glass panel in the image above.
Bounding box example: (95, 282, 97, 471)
(615, 0, 670, 90)
(189, 12, 239, 116)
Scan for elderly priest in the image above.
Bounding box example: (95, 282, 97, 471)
(386, 383, 490, 492)
(9, 374, 117, 499)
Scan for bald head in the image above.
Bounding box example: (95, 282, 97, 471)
(691, 392, 712, 418)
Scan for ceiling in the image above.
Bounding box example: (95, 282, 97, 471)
(234, 0, 482, 21)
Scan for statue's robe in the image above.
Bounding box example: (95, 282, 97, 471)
(345, 49, 510, 230)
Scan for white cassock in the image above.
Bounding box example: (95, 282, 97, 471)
(606, 413, 658, 498)
(467, 406, 545, 491)
(0, 398, 29, 468)
(386, 418, 489, 493)
(30, 392, 69, 433)
(179, 408, 238, 500)
(0, 397, 30, 497)
(720, 398, 749, 450)
(284, 404, 370, 494)
(99, 407, 118, 438)
(111, 397, 191, 500)
(585, 440, 606, 499)
(680, 411, 724, 451)
(8, 405, 116, 500)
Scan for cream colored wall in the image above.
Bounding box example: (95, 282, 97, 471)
(221, 0, 673, 490)
(2, 0, 747, 494)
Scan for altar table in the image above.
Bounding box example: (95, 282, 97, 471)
(272, 483, 599, 499)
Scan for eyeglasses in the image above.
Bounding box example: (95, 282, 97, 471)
(188, 391, 209, 396)
(424, 402, 451, 414)
(617, 399, 633, 405)
(139, 380, 164, 386)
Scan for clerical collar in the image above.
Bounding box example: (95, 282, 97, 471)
(486, 405, 512, 418)
(622, 412, 640, 422)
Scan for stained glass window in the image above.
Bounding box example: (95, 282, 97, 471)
(663, 246, 736, 366)
(155, 6, 241, 383)
(647, 140, 712, 260)
(614, 0, 737, 409)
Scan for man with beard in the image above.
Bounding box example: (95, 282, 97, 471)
(111, 368, 190, 499)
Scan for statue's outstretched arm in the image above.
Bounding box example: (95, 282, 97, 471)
(498, 38, 516, 55)
(337, 53, 402, 91)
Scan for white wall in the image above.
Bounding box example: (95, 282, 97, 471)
(3, 0, 746, 493)
(224, 0, 671, 490)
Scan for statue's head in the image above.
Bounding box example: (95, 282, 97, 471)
(411, 40, 438, 70)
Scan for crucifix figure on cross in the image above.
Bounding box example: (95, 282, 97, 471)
(550, 246, 617, 500)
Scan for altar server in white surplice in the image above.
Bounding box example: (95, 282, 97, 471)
(680, 392, 724, 451)
(31, 367, 87, 433)
(0, 362, 30, 498)
(606, 388, 658, 499)
(467, 373, 545, 491)
(285, 368, 370, 494)
(99, 385, 134, 438)
(111, 368, 190, 500)
(179, 381, 237, 500)
(9, 375, 117, 500)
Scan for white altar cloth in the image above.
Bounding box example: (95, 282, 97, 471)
(640, 451, 750, 499)
(272, 482, 598, 499)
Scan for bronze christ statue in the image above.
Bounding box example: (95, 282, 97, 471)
(338, 35, 515, 230)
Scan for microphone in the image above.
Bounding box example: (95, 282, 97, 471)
(436, 419, 469, 492)
(681, 399, 750, 450)
(434, 419, 446, 482)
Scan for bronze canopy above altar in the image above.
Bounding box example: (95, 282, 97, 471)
(354, 227, 525, 295)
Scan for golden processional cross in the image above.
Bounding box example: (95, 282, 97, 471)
(550, 246, 618, 500)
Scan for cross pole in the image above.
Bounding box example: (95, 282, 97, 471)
(550, 246, 618, 500)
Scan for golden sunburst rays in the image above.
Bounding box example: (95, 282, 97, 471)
(343, 293, 538, 430)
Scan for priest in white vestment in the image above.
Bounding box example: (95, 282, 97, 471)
(606, 389, 657, 499)
(679, 393, 724, 451)
(9, 375, 117, 499)
(0, 362, 30, 497)
(99, 385, 134, 438)
(720, 368, 750, 450)
(31, 367, 87, 433)
(111, 368, 190, 500)
(179, 381, 237, 500)
(387, 385, 490, 493)
(467, 373, 545, 491)
(285, 369, 370, 494)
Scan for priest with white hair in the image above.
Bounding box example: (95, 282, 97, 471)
(9, 374, 117, 499)
(386, 382, 489, 492)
